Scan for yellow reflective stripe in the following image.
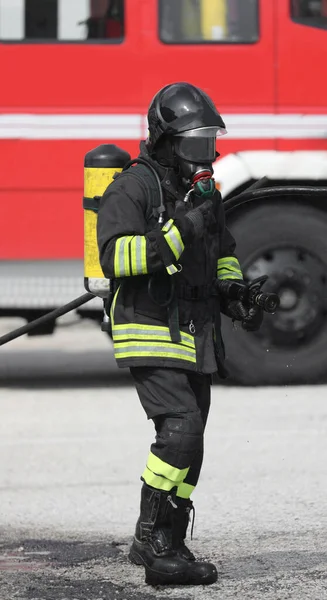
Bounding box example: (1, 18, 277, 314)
(147, 452, 189, 484)
(130, 236, 147, 275)
(142, 467, 176, 492)
(218, 256, 242, 269)
(162, 219, 174, 233)
(141, 235, 147, 275)
(124, 235, 133, 276)
(164, 224, 184, 260)
(176, 482, 195, 499)
(218, 271, 243, 280)
(115, 342, 196, 357)
(116, 353, 196, 362)
(218, 267, 242, 278)
(114, 235, 133, 277)
(110, 285, 121, 325)
(218, 267, 242, 276)
(166, 264, 178, 275)
(114, 237, 123, 277)
(114, 342, 196, 362)
(112, 323, 194, 342)
(217, 256, 243, 280)
(113, 332, 194, 348)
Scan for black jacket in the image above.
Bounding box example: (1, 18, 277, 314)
(97, 142, 242, 374)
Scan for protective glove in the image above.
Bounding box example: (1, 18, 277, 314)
(173, 199, 214, 244)
(225, 300, 264, 332)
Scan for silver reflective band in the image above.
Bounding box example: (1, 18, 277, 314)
(134, 236, 143, 273)
(167, 264, 178, 275)
(175, 126, 227, 138)
(114, 345, 196, 358)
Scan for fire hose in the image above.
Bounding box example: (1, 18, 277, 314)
(0, 293, 94, 347)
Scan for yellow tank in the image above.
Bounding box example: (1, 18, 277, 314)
(83, 144, 130, 296)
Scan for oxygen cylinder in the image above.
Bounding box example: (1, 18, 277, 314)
(83, 144, 131, 297)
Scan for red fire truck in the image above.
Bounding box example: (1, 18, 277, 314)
(1, 0, 327, 385)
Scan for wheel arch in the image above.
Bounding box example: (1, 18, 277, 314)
(224, 187, 327, 226)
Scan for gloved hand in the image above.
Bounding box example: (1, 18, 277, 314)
(225, 300, 264, 332)
(173, 199, 214, 243)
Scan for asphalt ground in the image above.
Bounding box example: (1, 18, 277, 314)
(0, 317, 327, 600)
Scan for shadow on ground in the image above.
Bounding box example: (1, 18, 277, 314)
(0, 350, 133, 389)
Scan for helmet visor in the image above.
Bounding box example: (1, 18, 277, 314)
(174, 126, 227, 163)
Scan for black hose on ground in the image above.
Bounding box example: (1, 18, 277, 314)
(0, 292, 94, 347)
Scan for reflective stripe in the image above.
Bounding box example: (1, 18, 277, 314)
(218, 257, 241, 269)
(112, 324, 194, 348)
(166, 264, 179, 275)
(176, 482, 195, 499)
(142, 467, 176, 492)
(113, 323, 194, 343)
(147, 452, 189, 484)
(217, 256, 243, 280)
(113, 332, 194, 347)
(162, 219, 174, 233)
(110, 285, 121, 325)
(114, 341, 196, 362)
(159, 219, 180, 275)
(114, 237, 123, 277)
(218, 270, 243, 280)
(164, 223, 184, 260)
(130, 236, 147, 275)
(115, 323, 194, 345)
(114, 235, 133, 277)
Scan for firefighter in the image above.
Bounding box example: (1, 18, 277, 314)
(97, 82, 263, 586)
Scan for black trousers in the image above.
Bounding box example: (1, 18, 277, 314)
(130, 367, 211, 495)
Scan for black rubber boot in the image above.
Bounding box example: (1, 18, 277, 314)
(129, 484, 217, 586)
(172, 496, 218, 584)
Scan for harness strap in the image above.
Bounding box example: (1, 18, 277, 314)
(167, 295, 181, 344)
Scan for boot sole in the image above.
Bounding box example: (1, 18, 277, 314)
(146, 568, 218, 586)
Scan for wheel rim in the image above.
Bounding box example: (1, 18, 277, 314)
(243, 246, 327, 349)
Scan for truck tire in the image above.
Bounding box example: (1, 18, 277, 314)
(222, 202, 327, 385)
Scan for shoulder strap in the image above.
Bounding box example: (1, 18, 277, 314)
(116, 158, 166, 223)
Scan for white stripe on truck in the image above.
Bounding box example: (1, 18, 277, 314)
(0, 113, 327, 140)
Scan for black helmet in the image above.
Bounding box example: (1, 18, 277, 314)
(147, 82, 227, 152)
(147, 83, 226, 184)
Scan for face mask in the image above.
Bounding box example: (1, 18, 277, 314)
(173, 131, 219, 194)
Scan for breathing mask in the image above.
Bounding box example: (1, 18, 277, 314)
(173, 126, 226, 198)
